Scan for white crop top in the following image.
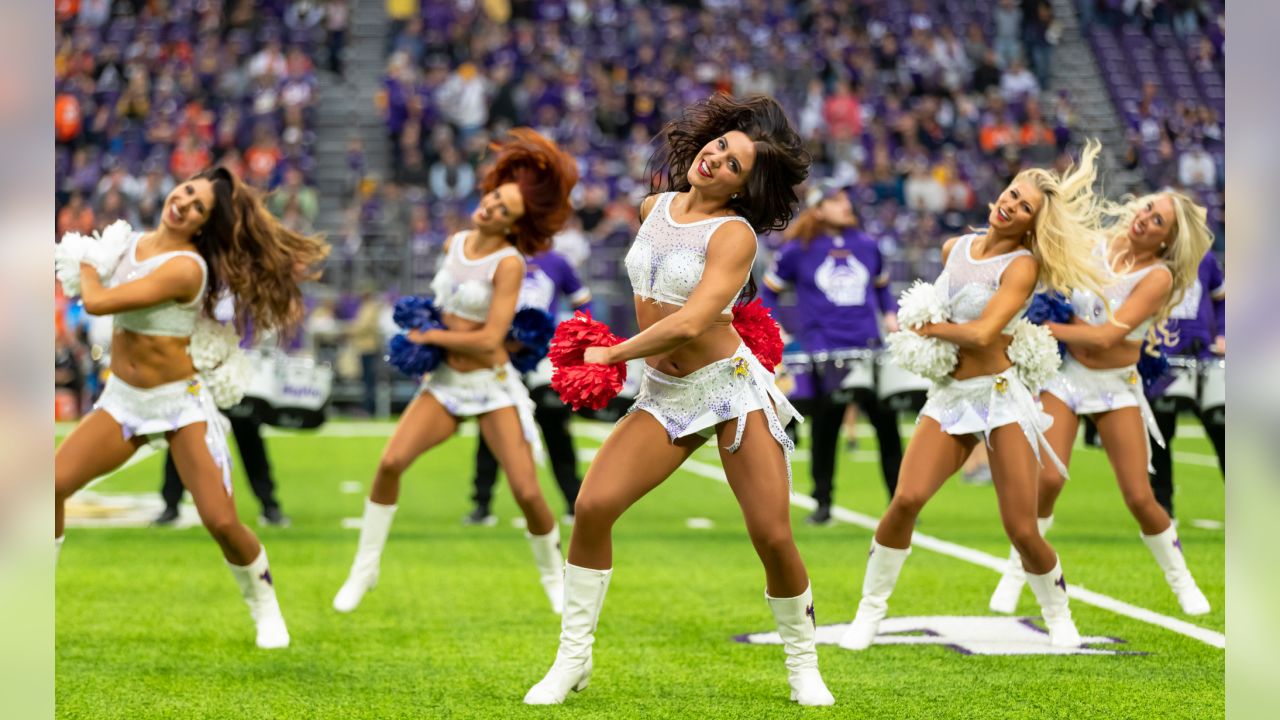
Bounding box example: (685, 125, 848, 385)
(110, 232, 209, 337)
(623, 192, 756, 315)
(935, 233, 1032, 328)
(1070, 243, 1170, 342)
(430, 231, 524, 323)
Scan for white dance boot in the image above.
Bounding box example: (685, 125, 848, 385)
(527, 525, 565, 615)
(767, 585, 836, 706)
(228, 546, 290, 649)
(1141, 526, 1211, 615)
(838, 540, 910, 651)
(333, 499, 397, 613)
(524, 563, 612, 705)
(1026, 559, 1081, 648)
(988, 515, 1054, 614)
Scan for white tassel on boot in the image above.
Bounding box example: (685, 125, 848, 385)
(228, 545, 290, 649)
(527, 525, 565, 615)
(55, 535, 64, 567)
(1025, 559, 1081, 648)
(767, 585, 836, 706)
(988, 515, 1054, 613)
(838, 539, 910, 651)
(524, 563, 612, 705)
(333, 499, 397, 613)
(1141, 525, 1210, 615)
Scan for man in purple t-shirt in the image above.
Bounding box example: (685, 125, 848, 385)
(466, 248, 593, 526)
(761, 187, 902, 525)
(1148, 251, 1225, 516)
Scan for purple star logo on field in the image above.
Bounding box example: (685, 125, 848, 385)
(1173, 537, 1183, 553)
(259, 569, 273, 586)
(1054, 574, 1067, 592)
(806, 603, 816, 629)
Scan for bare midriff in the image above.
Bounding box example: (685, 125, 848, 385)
(441, 313, 511, 372)
(634, 298, 739, 378)
(1068, 338, 1142, 370)
(950, 334, 1016, 381)
(110, 328, 197, 387)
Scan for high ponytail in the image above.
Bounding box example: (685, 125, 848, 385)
(190, 166, 330, 334)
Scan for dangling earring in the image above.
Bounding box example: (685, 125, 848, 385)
(731, 193, 739, 200)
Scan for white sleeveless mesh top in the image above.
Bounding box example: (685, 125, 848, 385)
(110, 232, 209, 337)
(431, 231, 524, 323)
(935, 233, 1032, 327)
(624, 192, 756, 315)
(1070, 243, 1170, 342)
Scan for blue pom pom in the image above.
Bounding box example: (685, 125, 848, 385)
(387, 333, 442, 375)
(510, 308, 555, 349)
(1136, 340, 1171, 392)
(393, 295, 443, 331)
(1025, 292, 1074, 325)
(510, 347, 544, 373)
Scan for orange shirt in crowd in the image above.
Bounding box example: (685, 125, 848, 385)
(55, 94, 82, 143)
(57, 205, 96, 238)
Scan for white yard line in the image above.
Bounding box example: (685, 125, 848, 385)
(575, 423, 1225, 650)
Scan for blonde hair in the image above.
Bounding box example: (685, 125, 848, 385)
(1004, 139, 1111, 301)
(1104, 190, 1215, 348)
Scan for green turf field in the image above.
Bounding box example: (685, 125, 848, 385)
(54, 418, 1225, 719)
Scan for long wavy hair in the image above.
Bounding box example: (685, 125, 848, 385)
(478, 128, 578, 255)
(1103, 190, 1215, 348)
(646, 93, 811, 234)
(999, 139, 1111, 303)
(190, 166, 330, 334)
(646, 94, 811, 304)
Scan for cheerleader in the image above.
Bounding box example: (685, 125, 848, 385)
(1148, 251, 1225, 516)
(762, 185, 903, 524)
(333, 129, 577, 616)
(466, 247, 592, 526)
(54, 166, 329, 648)
(841, 142, 1112, 650)
(525, 94, 835, 707)
(987, 191, 1214, 616)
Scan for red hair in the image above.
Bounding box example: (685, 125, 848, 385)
(479, 128, 578, 255)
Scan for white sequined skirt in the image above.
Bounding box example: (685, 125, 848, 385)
(418, 362, 541, 457)
(627, 343, 801, 485)
(94, 374, 234, 494)
(1042, 354, 1165, 470)
(919, 366, 1066, 476)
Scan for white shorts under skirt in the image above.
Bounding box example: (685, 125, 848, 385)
(627, 344, 801, 486)
(1042, 354, 1165, 471)
(94, 374, 234, 494)
(919, 366, 1067, 477)
(418, 362, 542, 458)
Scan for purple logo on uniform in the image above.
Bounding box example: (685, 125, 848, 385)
(805, 603, 816, 629)
(1173, 538, 1183, 554)
(260, 569, 273, 586)
(1054, 574, 1066, 593)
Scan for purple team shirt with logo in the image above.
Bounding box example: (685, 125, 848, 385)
(1164, 253, 1224, 358)
(518, 249, 593, 318)
(761, 228, 896, 351)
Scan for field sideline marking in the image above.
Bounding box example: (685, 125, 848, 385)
(574, 424, 1225, 650)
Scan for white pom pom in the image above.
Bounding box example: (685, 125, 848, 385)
(188, 316, 243, 371)
(86, 220, 134, 279)
(886, 329, 958, 382)
(896, 280, 951, 328)
(201, 349, 251, 408)
(1007, 319, 1062, 391)
(54, 232, 90, 297)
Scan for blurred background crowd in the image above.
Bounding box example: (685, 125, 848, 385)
(53, 0, 1225, 418)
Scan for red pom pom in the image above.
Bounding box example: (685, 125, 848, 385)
(549, 310, 629, 411)
(731, 298, 783, 372)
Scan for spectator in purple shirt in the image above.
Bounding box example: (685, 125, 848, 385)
(762, 185, 903, 525)
(1148, 251, 1225, 515)
(466, 249, 594, 526)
